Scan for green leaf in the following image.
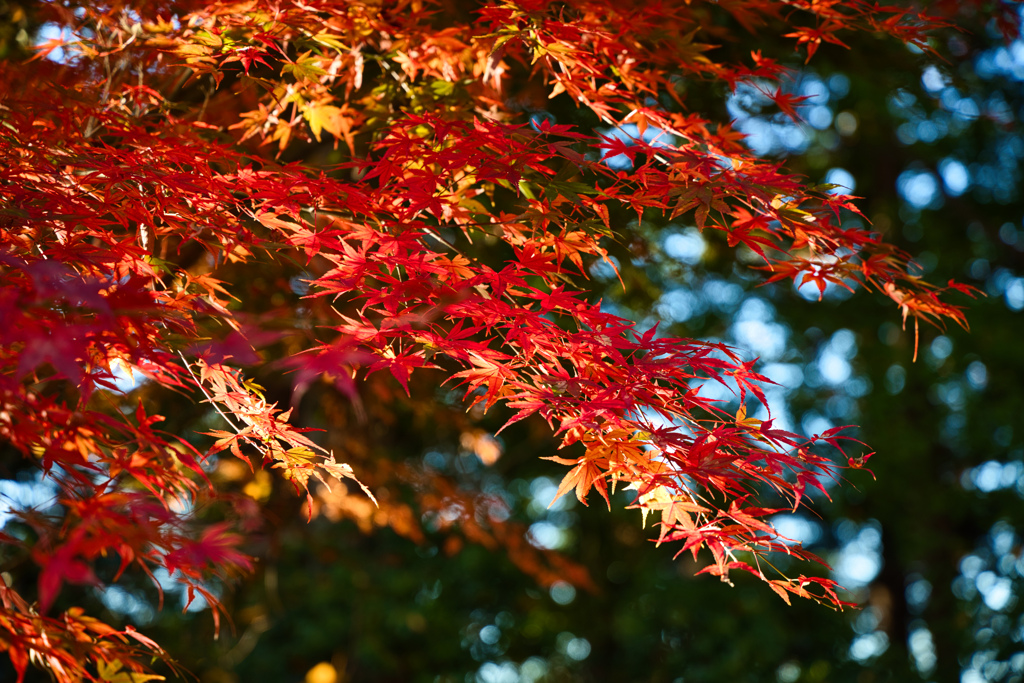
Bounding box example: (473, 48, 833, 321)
(309, 31, 349, 51)
(428, 80, 456, 98)
(97, 660, 165, 683)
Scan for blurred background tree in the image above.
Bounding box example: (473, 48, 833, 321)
(2, 2, 1023, 682)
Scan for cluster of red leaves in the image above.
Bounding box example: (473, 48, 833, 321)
(0, 0, 986, 679)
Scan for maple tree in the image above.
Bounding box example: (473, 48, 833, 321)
(0, 0, 1002, 680)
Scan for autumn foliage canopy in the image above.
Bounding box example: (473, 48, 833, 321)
(0, 0, 984, 679)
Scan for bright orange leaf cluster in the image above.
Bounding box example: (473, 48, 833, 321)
(0, 0, 984, 679)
